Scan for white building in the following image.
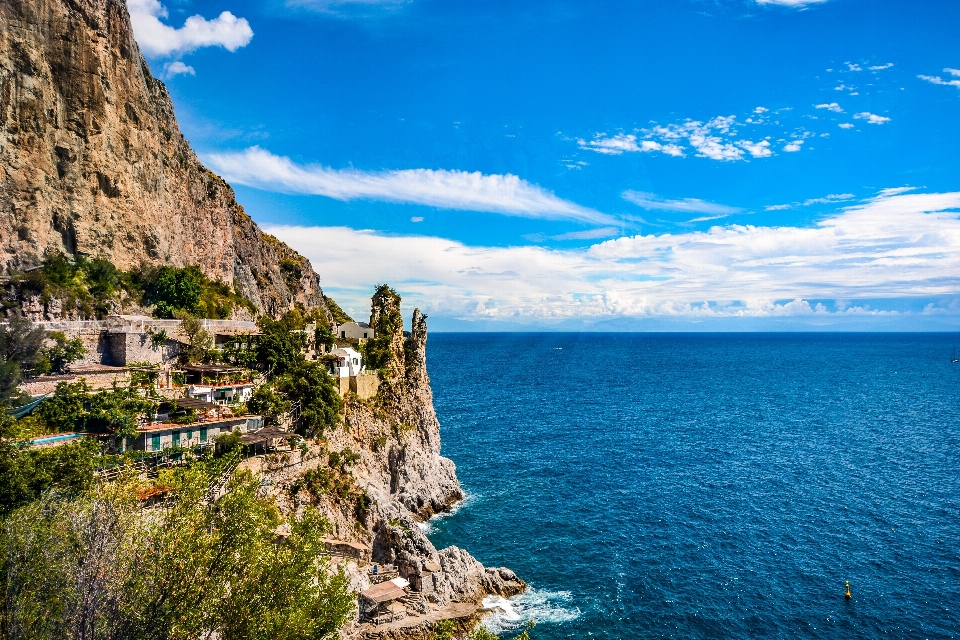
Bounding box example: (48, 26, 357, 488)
(336, 321, 374, 341)
(328, 347, 364, 378)
(187, 383, 253, 406)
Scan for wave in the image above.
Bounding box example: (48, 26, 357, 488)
(416, 489, 477, 535)
(481, 588, 581, 635)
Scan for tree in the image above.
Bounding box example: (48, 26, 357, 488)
(175, 310, 213, 364)
(145, 265, 204, 318)
(0, 316, 46, 396)
(35, 331, 87, 374)
(0, 461, 355, 640)
(255, 311, 308, 377)
(0, 411, 99, 515)
(35, 380, 155, 438)
(247, 384, 292, 428)
(278, 362, 342, 437)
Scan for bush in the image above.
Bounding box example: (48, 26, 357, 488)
(215, 430, 243, 457)
(35, 331, 87, 374)
(0, 463, 355, 639)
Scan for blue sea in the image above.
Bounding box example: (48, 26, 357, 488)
(424, 333, 960, 639)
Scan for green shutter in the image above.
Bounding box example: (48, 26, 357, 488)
(151, 435, 160, 451)
(200, 428, 208, 443)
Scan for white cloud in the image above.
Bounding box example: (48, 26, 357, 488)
(739, 139, 773, 158)
(869, 63, 894, 71)
(128, 0, 253, 58)
(918, 70, 960, 89)
(205, 146, 613, 224)
(622, 191, 743, 215)
(815, 102, 844, 113)
(847, 63, 862, 72)
(163, 61, 195, 78)
(853, 112, 891, 125)
(804, 193, 855, 205)
(269, 190, 960, 321)
(784, 140, 804, 152)
(578, 134, 683, 157)
(765, 204, 794, 211)
(755, 0, 827, 6)
(410, 216, 424, 223)
(839, 123, 855, 129)
(550, 227, 621, 241)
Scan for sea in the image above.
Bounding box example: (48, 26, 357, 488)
(423, 333, 960, 640)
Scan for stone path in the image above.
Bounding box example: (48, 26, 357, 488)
(357, 602, 480, 639)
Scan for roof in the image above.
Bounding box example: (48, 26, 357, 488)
(390, 577, 410, 589)
(181, 364, 244, 374)
(331, 347, 361, 359)
(159, 398, 218, 411)
(137, 414, 255, 433)
(68, 364, 127, 374)
(238, 426, 291, 445)
(360, 581, 407, 604)
(424, 561, 441, 573)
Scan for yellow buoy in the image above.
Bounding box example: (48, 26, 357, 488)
(845, 581, 852, 599)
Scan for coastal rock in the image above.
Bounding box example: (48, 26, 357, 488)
(0, 0, 331, 319)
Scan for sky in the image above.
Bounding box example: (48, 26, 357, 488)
(127, 0, 960, 330)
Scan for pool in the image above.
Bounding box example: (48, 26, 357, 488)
(25, 433, 88, 446)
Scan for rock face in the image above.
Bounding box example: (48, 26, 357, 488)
(0, 0, 328, 318)
(257, 293, 524, 628)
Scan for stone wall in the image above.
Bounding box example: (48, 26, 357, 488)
(105, 332, 181, 366)
(351, 372, 380, 400)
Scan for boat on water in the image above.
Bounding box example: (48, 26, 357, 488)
(952, 347, 959, 363)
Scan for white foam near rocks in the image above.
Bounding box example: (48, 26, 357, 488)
(481, 588, 581, 634)
(417, 489, 477, 535)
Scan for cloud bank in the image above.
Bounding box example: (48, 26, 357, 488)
(128, 0, 253, 58)
(206, 147, 613, 224)
(267, 191, 960, 322)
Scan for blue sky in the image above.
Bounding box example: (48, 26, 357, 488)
(129, 0, 960, 329)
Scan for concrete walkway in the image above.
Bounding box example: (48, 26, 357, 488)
(357, 602, 480, 639)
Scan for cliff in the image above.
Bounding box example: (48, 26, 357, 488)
(249, 292, 525, 635)
(0, 0, 328, 318)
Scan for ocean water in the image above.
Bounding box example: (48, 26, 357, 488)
(424, 333, 960, 639)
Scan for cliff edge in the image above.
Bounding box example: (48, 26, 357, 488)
(0, 0, 326, 318)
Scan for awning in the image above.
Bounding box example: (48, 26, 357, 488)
(159, 398, 217, 411)
(239, 427, 290, 445)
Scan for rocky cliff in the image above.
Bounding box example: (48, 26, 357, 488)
(0, 0, 327, 318)
(250, 292, 524, 636)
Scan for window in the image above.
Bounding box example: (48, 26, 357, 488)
(172, 431, 180, 448)
(186, 430, 193, 441)
(341, 331, 346, 338)
(151, 435, 161, 451)
(200, 428, 208, 443)
(363, 332, 368, 338)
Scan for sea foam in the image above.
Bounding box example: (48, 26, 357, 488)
(481, 588, 580, 634)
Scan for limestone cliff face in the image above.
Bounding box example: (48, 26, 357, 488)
(255, 298, 524, 627)
(0, 0, 327, 318)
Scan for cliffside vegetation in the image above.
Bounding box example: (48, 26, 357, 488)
(3, 252, 261, 320)
(0, 316, 87, 405)
(0, 452, 354, 640)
